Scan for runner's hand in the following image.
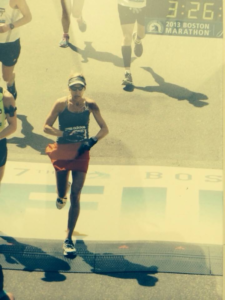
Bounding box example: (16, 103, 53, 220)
(0, 24, 9, 33)
(130, 7, 142, 14)
(77, 138, 97, 156)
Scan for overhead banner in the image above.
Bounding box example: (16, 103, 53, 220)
(145, 0, 223, 38)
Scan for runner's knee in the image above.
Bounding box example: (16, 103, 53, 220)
(70, 188, 81, 198)
(123, 34, 132, 45)
(2, 72, 13, 82)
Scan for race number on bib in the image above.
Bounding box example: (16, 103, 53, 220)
(65, 126, 88, 142)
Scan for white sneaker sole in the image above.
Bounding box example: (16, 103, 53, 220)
(63, 246, 76, 256)
(122, 80, 133, 86)
(63, 249, 76, 256)
(59, 39, 69, 48)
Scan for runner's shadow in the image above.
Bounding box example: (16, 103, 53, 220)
(68, 41, 136, 67)
(7, 115, 54, 155)
(123, 84, 135, 92)
(76, 240, 158, 287)
(0, 236, 70, 282)
(135, 67, 208, 107)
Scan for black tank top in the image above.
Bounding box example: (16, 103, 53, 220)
(57, 102, 90, 144)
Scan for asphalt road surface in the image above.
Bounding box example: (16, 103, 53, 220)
(3, 269, 223, 300)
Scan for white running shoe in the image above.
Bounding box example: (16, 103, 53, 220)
(63, 239, 76, 256)
(122, 71, 133, 86)
(59, 34, 69, 48)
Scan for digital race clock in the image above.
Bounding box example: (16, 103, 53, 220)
(145, 0, 223, 38)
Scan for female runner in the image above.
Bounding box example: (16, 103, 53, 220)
(44, 73, 108, 255)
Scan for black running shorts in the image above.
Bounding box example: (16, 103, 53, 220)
(118, 4, 146, 26)
(0, 39, 21, 67)
(0, 138, 7, 167)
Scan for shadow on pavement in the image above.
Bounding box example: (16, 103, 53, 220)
(68, 41, 136, 67)
(135, 67, 208, 107)
(0, 236, 69, 282)
(75, 240, 158, 287)
(7, 115, 54, 155)
(123, 84, 135, 92)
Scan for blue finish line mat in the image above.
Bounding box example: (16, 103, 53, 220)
(0, 236, 222, 276)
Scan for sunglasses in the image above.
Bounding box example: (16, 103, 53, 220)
(70, 85, 84, 91)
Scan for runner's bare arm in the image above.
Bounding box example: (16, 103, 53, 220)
(0, 0, 32, 33)
(11, 0, 32, 27)
(43, 100, 65, 137)
(0, 92, 17, 139)
(89, 102, 109, 141)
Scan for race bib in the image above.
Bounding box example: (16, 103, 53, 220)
(65, 126, 88, 142)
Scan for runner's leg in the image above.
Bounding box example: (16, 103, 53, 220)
(2, 39, 21, 99)
(133, 22, 145, 57)
(118, 5, 136, 85)
(121, 23, 136, 70)
(61, 0, 71, 33)
(0, 139, 7, 184)
(72, 0, 85, 19)
(55, 169, 70, 199)
(2, 65, 15, 87)
(66, 170, 86, 240)
(133, 7, 146, 57)
(2, 65, 16, 98)
(60, 0, 71, 47)
(72, 0, 86, 32)
(121, 23, 135, 85)
(137, 23, 145, 40)
(0, 165, 6, 184)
